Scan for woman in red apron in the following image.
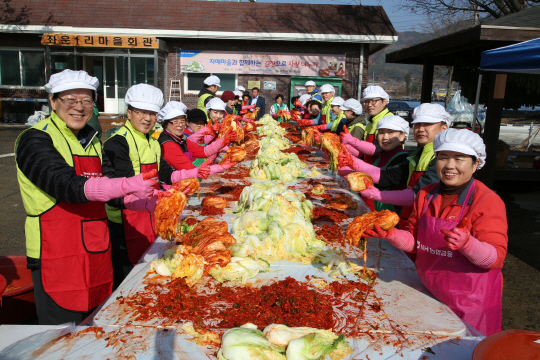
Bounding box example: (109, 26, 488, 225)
(157, 102, 234, 173)
(15, 70, 157, 325)
(364, 128, 507, 336)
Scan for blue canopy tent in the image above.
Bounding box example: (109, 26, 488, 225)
(472, 37, 540, 131)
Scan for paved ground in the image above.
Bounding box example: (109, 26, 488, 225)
(0, 124, 539, 332)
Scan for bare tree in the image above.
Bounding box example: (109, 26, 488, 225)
(397, 0, 537, 19)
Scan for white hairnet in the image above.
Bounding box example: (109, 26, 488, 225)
(319, 84, 335, 94)
(340, 99, 363, 115)
(205, 97, 226, 111)
(299, 94, 311, 106)
(125, 84, 164, 113)
(434, 128, 486, 169)
(157, 101, 187, 124)
(330, 97, 344, 106)
(377, 115, 410, 140)
(204, 75, 221, 87)
(362, 85, 389, 101)
(45, 69, 99, 94)
(412, 103, 452, 127)
(304, 80, 316, 87)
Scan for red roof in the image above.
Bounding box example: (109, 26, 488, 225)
(5, 0, 396, 37)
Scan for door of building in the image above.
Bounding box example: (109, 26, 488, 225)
(103, 56, 128, 114)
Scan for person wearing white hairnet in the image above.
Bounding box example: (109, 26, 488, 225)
(339, 98, 365, 141)
(360, 85, 394, 164)
(299, 96, 348, 134)
(342, 116, 410, 212)
(197, 75, 220, 113)
(363, 128, 507, 336)
(157, 102, 233, 175)
(339, 103, 450, 228)
(304, 80, 322, 102)
(14, 70, 157, 324)
(103, 84, 200, 287)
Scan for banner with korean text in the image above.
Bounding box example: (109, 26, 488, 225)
(181, 50, 346, 77)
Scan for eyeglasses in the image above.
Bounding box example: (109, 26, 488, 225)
(363, 98, 382, 106)
(131, 109, 158, 119)
(57, 97, 94, 108)
(169, 119, 186, 126)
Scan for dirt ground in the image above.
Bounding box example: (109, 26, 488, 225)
(0, 126, 539, 332)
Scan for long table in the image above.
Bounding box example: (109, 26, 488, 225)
(0, 144, 485, 359)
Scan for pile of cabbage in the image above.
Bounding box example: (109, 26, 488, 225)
(249, 143, 305, 182)
(217, 323, 353, 360)
(231, 181, 325, 264)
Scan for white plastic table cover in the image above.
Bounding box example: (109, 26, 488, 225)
(0, 149, 485, 359)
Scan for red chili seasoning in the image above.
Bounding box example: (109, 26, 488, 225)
(220, 165, 251, 179)
(315, 224, 346, 245)
(184, 217, 198, 226)
(200, 207, 225, 216)
(313, 207, 348, 225)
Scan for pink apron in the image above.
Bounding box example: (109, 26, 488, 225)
(416, 180, 502, 336)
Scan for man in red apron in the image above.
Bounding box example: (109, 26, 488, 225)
(364, 129, 507, 336)
(104, 84, 204, 288)
(339, 104, 450, 229)
(15, 70, 157, 325)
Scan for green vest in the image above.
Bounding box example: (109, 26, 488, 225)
(15, 112, 103, 258)
(322, 97, 333, 124)
(373, 151, 409, 212)
(348, 122, 365, 133)
(197, 93, 214, 113)
(105, 120, 161, 224)
(407, 142, 435, 184)
(330, 111, 346, 132)
(364, 108, 393, 140)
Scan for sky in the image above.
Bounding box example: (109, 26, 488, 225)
(255, 0, 426, 32)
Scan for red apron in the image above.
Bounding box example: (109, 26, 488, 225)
(121, 162, 158, 265)
(415, 181, 503, 336)
(40, 154, 112, 312)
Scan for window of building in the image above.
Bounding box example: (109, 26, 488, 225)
(0, 49, 45, 87)
(184, 73, 236, 95)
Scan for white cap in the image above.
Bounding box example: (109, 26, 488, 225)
(361, 85, 389, 101)
(330, 97, 344, 106)
(158, 101, 187, 123)
(377, 115, 410, 140)
(125, 84, 164, 113)
(340, 99, 363, 115)
(236, 85, 245, 92)
(304, 80, 316, 87)
(411, 103, 452, 126)
(299, 94, 311, 105)
(206, 97, 226, 111)
(434, 128, 486, 169)
(204, 75, 221, 87)
(45, 69, 99, 94)
(319, 84, 335, 94)
(233, 90, 243, 98)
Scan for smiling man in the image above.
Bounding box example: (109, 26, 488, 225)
(361, 85, 394, 164)
(339, 103, 450, 229)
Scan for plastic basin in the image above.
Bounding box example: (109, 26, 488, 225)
(473, 329, 540, 360)
(0, 255, 36, 324)
(0, 274, 6, 295)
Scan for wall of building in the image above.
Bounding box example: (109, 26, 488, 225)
(164, 39, 369, 114)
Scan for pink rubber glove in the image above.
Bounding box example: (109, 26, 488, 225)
(361, 178, 415, 206)
(440, 218, 497, 268)
(171, 168, 199, 183)
(242, 117, 254, 123)
(204, 136, 227, 157)
(312, 124, 329, 131)
(124, 194, 158, 213)
(209, 160, 236, 175)
(242, 104, 255, 110)
(197, 166, 211, 179)
(364, 225, 416, 252)
(337, 166, 355, 177)
(188, 126, 214, 146)
(349, 157, 381, 183)
(342, 132, 376, 156)
(346, 144, 361, 158)
(298, 119, 314, 126)
(85, 174, 157, 202)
